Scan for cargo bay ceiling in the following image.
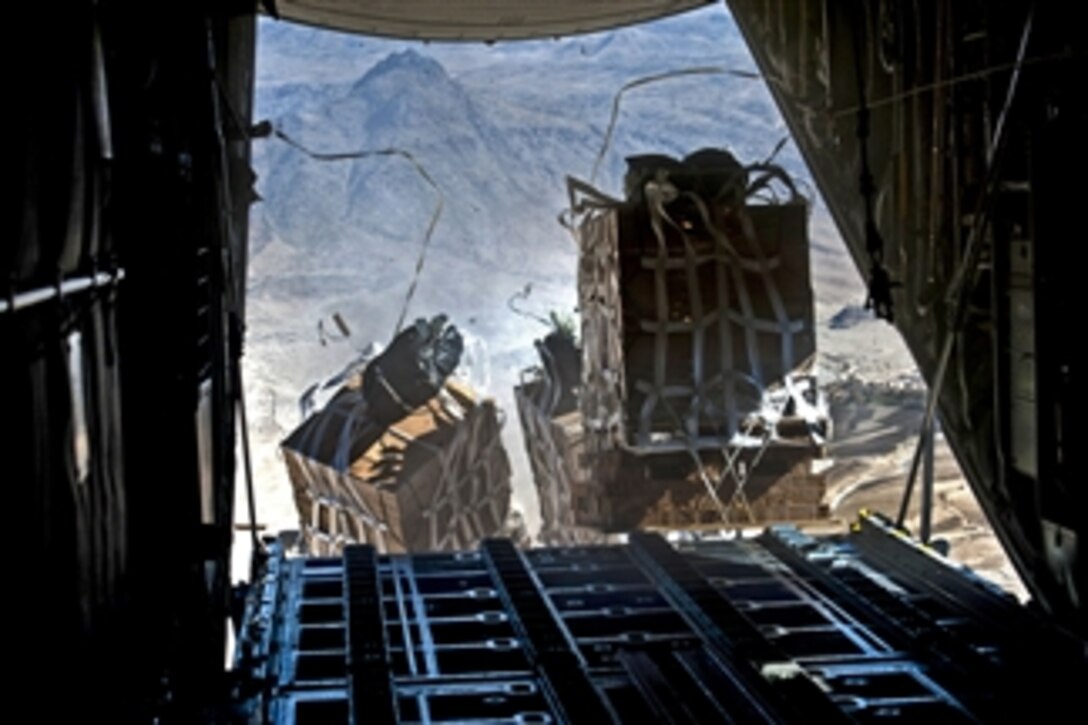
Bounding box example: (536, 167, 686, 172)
(271, 0, 714, 40)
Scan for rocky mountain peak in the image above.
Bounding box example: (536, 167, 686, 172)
(352, 48, 452, 92)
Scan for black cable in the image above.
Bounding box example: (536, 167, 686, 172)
(268, 128, 444, 338)
(850, 2, 899, 323)
(506, 283, 552, 328)
(590, 65, 763, 185)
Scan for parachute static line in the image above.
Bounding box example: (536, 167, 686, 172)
(270, 127, 445, 338)
(506, 283, 553, 329)
(589, 65, 762, 186)
(564, 65, 789, 239)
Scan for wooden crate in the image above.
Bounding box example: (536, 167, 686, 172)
(281, 374, 511, 554)
(529, 153, 830, 535)
(517, 364, 829, 537)
(515, 375, 608, 546)
(614, 448, 829, 530)
(576, 163, 816, 460)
